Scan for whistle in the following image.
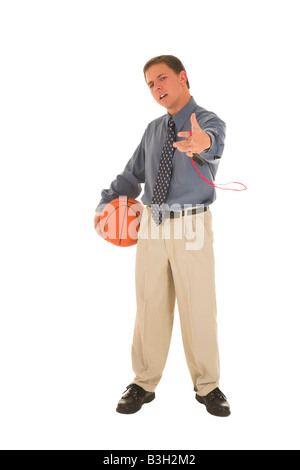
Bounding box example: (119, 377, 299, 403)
(192, 153, 205, 167)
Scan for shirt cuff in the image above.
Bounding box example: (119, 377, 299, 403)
(95, 202, 107, 213)
(200, 131, 220, 162)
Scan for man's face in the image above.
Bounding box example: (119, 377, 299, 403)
(145, 63, 188, 112)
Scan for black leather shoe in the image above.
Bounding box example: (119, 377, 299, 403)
(196, 388, 231, 417)
(116, 384, 155, 414)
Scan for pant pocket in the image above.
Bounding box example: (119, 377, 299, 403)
(204, 209, 214, 245)
(183, 212, 205, 251)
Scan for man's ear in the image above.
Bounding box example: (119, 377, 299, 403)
(179, 70, 188, 86)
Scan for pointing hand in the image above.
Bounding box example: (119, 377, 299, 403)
(173, 113, 211, 157)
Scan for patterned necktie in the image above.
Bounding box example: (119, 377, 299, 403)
(151, 117, 176, 225)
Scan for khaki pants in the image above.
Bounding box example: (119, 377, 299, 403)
(131, 205, 220, 397)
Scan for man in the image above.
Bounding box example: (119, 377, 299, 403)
(94, 55, 230, 417)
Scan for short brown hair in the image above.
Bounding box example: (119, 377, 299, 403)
(143, 55, 190, 89)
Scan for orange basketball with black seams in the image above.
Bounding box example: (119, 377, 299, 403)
(97, 197, 144, 247)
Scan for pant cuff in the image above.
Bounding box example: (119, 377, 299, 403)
(130, 379, 157, 393)
(195, 383, 219, 397)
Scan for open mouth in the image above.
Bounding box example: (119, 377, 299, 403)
(160, 94, 168, 100)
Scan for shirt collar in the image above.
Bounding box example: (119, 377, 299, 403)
(168, 96, 198, 132)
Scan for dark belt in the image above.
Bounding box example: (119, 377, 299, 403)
(147, 205, 208, 219)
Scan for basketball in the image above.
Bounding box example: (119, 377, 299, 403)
(96, 197, 144, 247)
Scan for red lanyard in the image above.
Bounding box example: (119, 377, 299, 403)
(191, 159, 247, 191)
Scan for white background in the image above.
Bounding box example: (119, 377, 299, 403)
(1, 0, 299, 450)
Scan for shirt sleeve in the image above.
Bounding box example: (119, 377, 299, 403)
(199, 114, 226, 164)
(95, 127, 147, 213)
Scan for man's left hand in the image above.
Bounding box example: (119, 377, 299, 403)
(173, 113, 211, 157)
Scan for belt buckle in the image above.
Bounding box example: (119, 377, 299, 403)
(169, 211, 180, 219)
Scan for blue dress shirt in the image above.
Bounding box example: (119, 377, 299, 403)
(95, 96, 226, 213)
